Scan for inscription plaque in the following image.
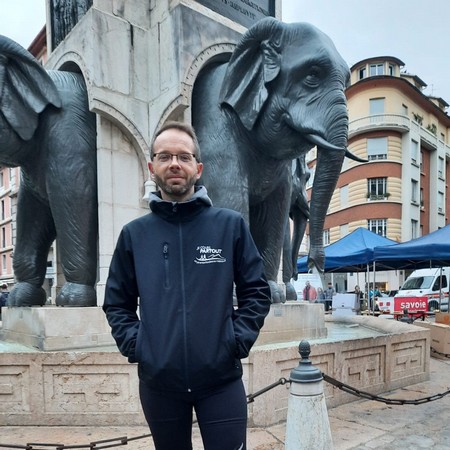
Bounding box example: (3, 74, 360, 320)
(195, 0, 275, 28)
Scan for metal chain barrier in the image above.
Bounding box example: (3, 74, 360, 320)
(431, 346, 450, 359)
(322, 372, 450, 405)
(246, 377, 289, 403)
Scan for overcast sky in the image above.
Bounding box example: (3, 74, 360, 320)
(1, 0, 449, 102)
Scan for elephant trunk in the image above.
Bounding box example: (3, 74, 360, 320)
(307, 105, 348, 272)
(308, 149, 345, 272)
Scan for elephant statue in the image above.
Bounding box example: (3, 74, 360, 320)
(283, 156, 310, 301)
(192, 18, 362, 302)
(0, 35, 97, 307)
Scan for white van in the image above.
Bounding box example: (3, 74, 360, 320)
(395, 267, 449, 312)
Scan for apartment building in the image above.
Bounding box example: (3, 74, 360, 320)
(0, 167, 20, 288)
(306, 56, 450, 291)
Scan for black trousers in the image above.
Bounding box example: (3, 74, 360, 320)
(139, 378, 247, 450)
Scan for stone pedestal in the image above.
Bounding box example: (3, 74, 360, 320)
(0, 315, 430, 427)
(0, 306, 114, 351)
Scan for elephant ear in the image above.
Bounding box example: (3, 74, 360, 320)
(0, 34, 61, 141)
(219, 17, 283, 130)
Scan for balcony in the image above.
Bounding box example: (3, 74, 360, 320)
(348, 114, 410, 138)
(349, 114, 450, 156)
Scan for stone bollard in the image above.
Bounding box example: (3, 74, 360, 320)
(285, 340, 333, 450)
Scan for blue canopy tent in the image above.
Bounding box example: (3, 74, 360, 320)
(297, 227, 397, 273)
(373, 224, 450, 269)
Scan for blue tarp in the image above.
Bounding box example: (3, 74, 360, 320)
(297, 227, 397, 273)
(373, 224, 450, 269)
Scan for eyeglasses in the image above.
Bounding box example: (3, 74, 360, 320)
(152, 152, 197, 164)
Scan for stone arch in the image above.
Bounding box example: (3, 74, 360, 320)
(156, 43, 235, 131)
(49, 50, 149, 172)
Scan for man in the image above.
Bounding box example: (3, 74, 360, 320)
(354, 285, 365, 311)
(0, 283, 8, 318)
(103, 121, 271, 450)
(324, 282, 335, 312)
(302, 280, 317, 302)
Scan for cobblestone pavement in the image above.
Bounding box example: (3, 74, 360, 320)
(1, 357, 449, 449)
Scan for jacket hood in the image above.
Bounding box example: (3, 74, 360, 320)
(149, 185, 213, 221)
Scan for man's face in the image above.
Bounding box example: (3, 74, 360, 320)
(148, 128, 203, 202)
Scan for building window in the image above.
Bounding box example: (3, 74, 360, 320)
(420, 188, 424, 208)
(438, 157, 444, 178)
(438, 192, 444, 213)
(1, 200, 4, 221)
(369, 63, 384, 76)
(369, 98, 385, 115)
(359, 67, 366, 79)
(323, 229, 330, 246)
(306, 167, 314, 188)
(410, 140, 419, 164)
(340, 184, 348, 207)
(2, 255, 5, 272)
(368, 177, 387, 200)
(402, 104, 408, 116)
(367, 137, 388, 160)
(411, 219, 418, 239)
(411, 179, 418, 203)
(0, 171, 3, 188)
(368, 219, 387, 237)
(340, 223, 349, 238)
(388, 64, 394, 76)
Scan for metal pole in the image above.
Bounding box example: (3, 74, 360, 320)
(285, 341, 333, 449)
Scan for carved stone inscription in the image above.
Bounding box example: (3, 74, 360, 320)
(43, 365, 139, 413)
(0, 365, 30, 413)
(195, 0, 275, 28)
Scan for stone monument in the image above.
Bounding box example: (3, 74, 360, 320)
(0, 0, 430, 428)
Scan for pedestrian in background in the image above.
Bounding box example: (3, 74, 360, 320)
(324, 281, 335, 312)
(317, 286, 325, 302)
(0, 283, 9, 309)
(103, 121, 271, 450)
(302, 280, 317, 302)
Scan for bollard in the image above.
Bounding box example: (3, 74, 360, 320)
(285, 340, 333, 450)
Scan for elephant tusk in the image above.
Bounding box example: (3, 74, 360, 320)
(305, 134, 367, 163)
(345, 149, 368, 163)
(305, 133, 344, 151)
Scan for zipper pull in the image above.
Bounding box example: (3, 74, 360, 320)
(163, 243, 169, 258)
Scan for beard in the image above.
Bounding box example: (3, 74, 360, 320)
(152, 172, 198, 200)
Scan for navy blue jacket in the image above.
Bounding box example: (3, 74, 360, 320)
(103, 187, 271, 392)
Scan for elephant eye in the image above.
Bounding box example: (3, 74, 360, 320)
(305, 65, 322, 88)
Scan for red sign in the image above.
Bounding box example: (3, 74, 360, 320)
(394, 296, 428, 312)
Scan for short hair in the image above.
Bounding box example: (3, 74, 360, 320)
(150, 121, 201, 162)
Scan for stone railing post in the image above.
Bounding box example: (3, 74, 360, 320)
(285, 340, 333, 449)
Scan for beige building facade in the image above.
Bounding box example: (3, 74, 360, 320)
(306, 56, 450, 292)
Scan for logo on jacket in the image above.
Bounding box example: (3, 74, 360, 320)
(194, 245, 226, 264)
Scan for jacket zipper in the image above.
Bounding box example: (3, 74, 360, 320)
(163, 243, 170, 289)
(179, 222, 191, 391)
